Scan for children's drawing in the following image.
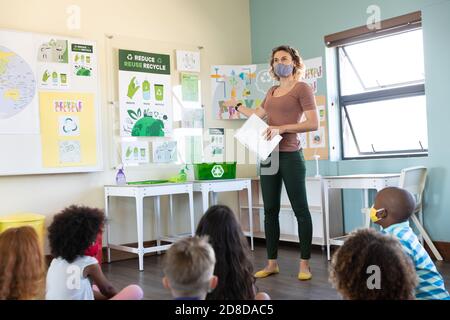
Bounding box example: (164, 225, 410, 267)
(37, 39, 68, 63)
(59, 140, 81, 163)
(153, 141, 177, 163)
(211, 64, 273, 120)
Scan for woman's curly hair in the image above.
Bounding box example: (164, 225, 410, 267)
(269, 45, 305, 81)
(196, 205, 255, 300)
(0, 226, 45, 300)
(48, 205, 105, 263)
(329, 228, 417, 300)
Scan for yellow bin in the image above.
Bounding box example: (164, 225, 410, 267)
(0, 213, 46, 249)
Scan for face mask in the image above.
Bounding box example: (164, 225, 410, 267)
(274, 63, 294, 78)
(369, 207, 386, 223)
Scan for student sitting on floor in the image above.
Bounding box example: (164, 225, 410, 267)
(196, 205, 270, 300)
(46, 205, 143, 300)
(330, 228, 417, 300)
(370, 187, 450, 300)
(162, 236, 218, 300)
(0, 226, 46, 300)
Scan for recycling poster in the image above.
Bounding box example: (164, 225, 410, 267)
(118, 49, 172, 137)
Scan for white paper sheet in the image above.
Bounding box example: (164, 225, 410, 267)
(234, 114, 282, 161)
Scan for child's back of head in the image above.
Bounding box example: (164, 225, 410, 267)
(0, 226, 45, 300)
(163, 236, 217, 300)
(330, 228, 417, 300)
(195, 205, 256, 300)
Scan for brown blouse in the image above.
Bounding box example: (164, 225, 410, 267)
(260, 81, 316, 152)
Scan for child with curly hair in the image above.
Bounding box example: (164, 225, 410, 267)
(46, 205, 143, 300)
(0, 226, 46, 300)
(329, 228, 417, 300)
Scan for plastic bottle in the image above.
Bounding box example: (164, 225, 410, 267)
(116, 166, 127, 185)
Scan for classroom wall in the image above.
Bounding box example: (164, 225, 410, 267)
(0, 0, 253, 253)
(250, 0, 450, 241)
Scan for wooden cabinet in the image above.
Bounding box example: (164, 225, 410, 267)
(238, 177, 342, 246)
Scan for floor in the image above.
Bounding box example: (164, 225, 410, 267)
(101, 241, 450, 300)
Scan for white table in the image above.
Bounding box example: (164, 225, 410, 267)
(323, 174, 401, 260)
(192, 178, 254, 250)
(104, 182, 194, 271)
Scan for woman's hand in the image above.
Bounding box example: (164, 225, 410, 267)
(223, 97, 238, 108)
(263, 126, 285, 140)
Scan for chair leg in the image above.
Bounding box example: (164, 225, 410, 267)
(417, 211, 424, 245)
(410, 214, 443, 261)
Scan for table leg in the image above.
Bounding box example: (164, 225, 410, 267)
(188, 190, 195, 236)
(247, 184, 254, 251)
(104, 193, 111, 263)
(212, 192, 218, 205)
(155, 195, 161, 254)
(136, 195, 144, 271)
(202, 189, 209, 214)
(363, 189, 370, 228)
(169, 194, 173, 237)
(324, 183, 331, 261)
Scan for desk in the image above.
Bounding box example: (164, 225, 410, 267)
(104, 182, 194, 271)
(192, 179, 254, 250)
(323, 174, 400, 260)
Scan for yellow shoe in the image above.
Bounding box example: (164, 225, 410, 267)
(254, 266, 279, 278)
(298, 270, 312, 281)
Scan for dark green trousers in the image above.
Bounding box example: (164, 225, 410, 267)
(260, 150, 312, 260)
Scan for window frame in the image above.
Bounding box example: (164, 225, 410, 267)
(325, 11, 428, 160)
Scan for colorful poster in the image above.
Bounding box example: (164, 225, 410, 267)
(303, 57, 322, 94)
(36, 38, 71, 91)
(208, 128, 225, 157)
(152, 140, 177, 163)
(308, 126, 326, 148)
(181, 72, 199, 102)
(0, 31, 39, 134)
(176, 50, 200, 72)
(121, 141, 149, 165)
(210, 64, 274, 120)
(39, 92, 97, 167)
(303, 57, 323, 80)
(71, 43, 94, 77)
(118, 49, 172, 137)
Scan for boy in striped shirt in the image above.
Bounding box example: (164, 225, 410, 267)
(371, 187, 449, 300)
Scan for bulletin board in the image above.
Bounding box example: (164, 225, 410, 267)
(0, 29, 102, 176)
(104, 34, 205, 169)
(302, 96, 329, 161)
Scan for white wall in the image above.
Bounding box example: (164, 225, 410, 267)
(0, 0, 255, 253)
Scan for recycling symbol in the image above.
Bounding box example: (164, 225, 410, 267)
(211, 165, 224, 178)
(127, 54, 133, 60)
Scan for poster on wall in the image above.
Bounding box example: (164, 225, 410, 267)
(39, 92, 97, 167)
(0, 31, 39, 134)
(303, 57, 323, 94)
(302, 96, 329, 161)
(176, 50, 200, 73)
(207, 128, 225, 158)
(118, 49, 172, 137)
(152, 140, 177, 163)
(210, 64, 275, 120)
(121, 141, 149, 166)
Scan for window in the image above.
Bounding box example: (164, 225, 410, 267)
(326, 12, 428, 159)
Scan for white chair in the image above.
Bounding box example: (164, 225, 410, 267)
(399, 166, 443, 261)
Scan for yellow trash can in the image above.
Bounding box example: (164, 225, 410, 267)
(0, 213, 46, 249)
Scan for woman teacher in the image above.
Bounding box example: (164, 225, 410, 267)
(229, 45, 318, 281)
